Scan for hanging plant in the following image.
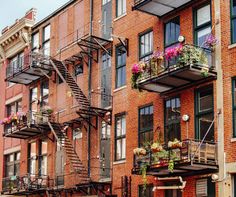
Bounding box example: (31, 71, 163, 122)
(140, 163, 148, 191)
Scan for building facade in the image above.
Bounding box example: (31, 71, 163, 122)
(0, 0, 236, 196)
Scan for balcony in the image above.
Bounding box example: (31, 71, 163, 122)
(3, 111, 53, 139)
(5, 52, 53, 85)
(2, 174, 52, 195)
(132, 44, 217, 94)
(132, 140, 218, 177)
(132, 0, 194, 17)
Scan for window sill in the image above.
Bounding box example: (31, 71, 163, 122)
(231, 138, 236, 142)
(228, 43, 236, 49)
(114, 13, 127, 22)
(113, 85, 127, 93)
(113, 160, 126, 165)
(6, 83, 15, 89)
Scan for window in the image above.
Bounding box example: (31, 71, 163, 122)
(101, 121, 111, 139)
(116, 45, 126, 88)
(6, 100, 22, 116)
(115, 114, 126, 161)
(73, 128, 83, 140)
(164, 97, 181, 142)
(165, 17, 180, 47)
(116, 0, 126, 17)
(41, 80, 49, 107)
(232, 174, 236, 196)
(5, 152, 20, 177)
(74, 62, 83, 76)
(139, 30, 153, 61)
(30, 87, 38, 116)
(164, 17, 180, 66)
(39, 140, 47, 175)
(32, 32, 39, 52)
(139, 105, 153, 146)
(196, 178, 215, 197)
(165, 189, 182, 197)
(102, 0, 111, 5)
(195, 85, 214, 141)
(138, 185, 153, 197)
(194, 4, 211, 46)
(43, 25, 50, 56)
(232, 79, 236, 137)
(28, 142, 37, 175)
(232, 0, 236, 43)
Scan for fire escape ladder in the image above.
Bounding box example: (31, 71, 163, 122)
(47, 122, 90, 183)
(50, 59, 112, 127)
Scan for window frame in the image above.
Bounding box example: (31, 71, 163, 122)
(115, 45, 126, 88)
(28, 142, 37, 175)
(164, 16, 180, 48)
(164, 96, 181, 142)
(32, 32, 39, 52)
(193, 3, 212, 46)
(4, 152, 20, 178)
(231, 0, 236, 44)
(138, 184, 153, 197)
(195, 85, 214, 141)
(138, 104, 154, 146)
(232, 78, 236, 137)
(114, 113, 126, 161)
(116, 0, 126, 17)
(138, 29, 153, 61)
(40, 80, 49, 108)
(74, 62, 84, 77)
(38, 140, 48, 176)
(42, 24, 50, 56)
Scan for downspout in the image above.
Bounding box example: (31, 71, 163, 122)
(87, 0, 94, 177)
(214, 1, 225, 196)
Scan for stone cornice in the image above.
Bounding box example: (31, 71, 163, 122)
(0, 18, 34, 48)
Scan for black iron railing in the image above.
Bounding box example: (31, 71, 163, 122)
(3, 111, 54, 135)
(2, 174, 52, 193)
(137, 44, 214, 82)
(133, 139, 218, 170)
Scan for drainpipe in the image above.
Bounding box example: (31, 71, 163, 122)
(87, 0, 94, 177)
(214, 1, 225, 196)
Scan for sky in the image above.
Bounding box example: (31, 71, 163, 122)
(0, 0, 70, 33)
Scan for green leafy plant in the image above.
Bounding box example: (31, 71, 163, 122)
(140, 163, 148, 191)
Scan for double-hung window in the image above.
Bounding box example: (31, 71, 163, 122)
(139, 30, 153, 61)
(41, 80, 49, 107)
(195, 85, 214, 141)
(43, 25, 50, 56)
(115, 114, 126, 161)
(164, 17, 180, 67)
(232, 79, 236, 137)
(194, 4, 211, 46)
(39, 140, 48, 175)
(139, 105, 153, 146)
(116, 45, 126, 88)
(32, 32, 39, 52)
(164, 97, 181, 142)
(116, 0, 126, 17)
(28, 142, 37, 175)
(5, 152, 20, 178)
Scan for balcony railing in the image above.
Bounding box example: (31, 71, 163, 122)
(132, 139, 218, 177)
(3, 111, 53, 139)
(133, 0, 194, 17)
(2, 174, 52, 194)
(5, 52, 53, 85)
(133, 44, 217, 94)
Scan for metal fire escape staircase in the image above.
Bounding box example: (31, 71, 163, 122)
(50, 58, 111, 129)
(47, 122, 90, 183)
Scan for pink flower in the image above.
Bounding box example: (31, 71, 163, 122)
(204, 34, 218, 48)
(131, 63, 141, 74)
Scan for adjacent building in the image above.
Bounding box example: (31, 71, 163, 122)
(0, 0, 236, 196)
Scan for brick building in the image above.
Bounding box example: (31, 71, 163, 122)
(0, 0, 236, 196)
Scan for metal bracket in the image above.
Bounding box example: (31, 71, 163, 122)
(118, 38, 129, 56)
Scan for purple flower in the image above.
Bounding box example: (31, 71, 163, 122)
(204, 34, 218, 48)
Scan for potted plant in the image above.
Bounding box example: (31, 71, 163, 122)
(133, 147, 147, 156)
(204, 34, 218, 50)
(151, 142, 163, 153)
(150, 50, 164, 75)
(168, 138, 183, 149)
(131, 63, 143, 89)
